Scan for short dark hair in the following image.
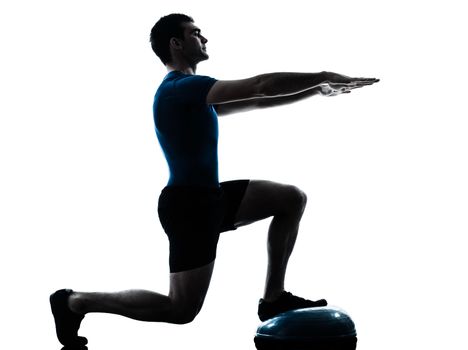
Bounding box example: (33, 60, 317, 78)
(150, 13, 194, 65)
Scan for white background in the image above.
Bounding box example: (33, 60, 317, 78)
(1, 0, 467, 349)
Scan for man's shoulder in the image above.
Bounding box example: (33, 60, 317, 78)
(155, 71, 217, 105)
(158, 72, 207, 90)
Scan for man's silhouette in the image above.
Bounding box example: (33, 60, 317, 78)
(50, 13, 378, 349)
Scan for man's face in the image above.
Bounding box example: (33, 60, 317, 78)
(179, 22, 209, 63)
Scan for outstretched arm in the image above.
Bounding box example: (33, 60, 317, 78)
(207, 71, 378, 106)
(213, 74, 379, 116)
(208, 71, 379, 117)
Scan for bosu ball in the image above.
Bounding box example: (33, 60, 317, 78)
(254, 306, 357, 350)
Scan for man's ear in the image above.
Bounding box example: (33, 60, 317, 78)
(169, 37, 183, 50)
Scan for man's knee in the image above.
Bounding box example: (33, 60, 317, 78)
(286, 185, 307, 213)
(170, 300, 203, 324)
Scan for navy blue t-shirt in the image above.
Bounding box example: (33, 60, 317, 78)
(153, 71, 219, 187)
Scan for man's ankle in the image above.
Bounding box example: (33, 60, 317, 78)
(262, 290, 284, 303)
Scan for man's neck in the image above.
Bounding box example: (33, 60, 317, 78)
(166, 62, 197, 75)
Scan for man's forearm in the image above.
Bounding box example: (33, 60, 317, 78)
(257, 72, 328, 97)
(214, 87, 322, 116)
(257, 86, 322, 109)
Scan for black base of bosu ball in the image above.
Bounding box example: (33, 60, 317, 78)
(254, 306, 357, 350)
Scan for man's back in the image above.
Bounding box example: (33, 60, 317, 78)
(153, 71, 219, 187)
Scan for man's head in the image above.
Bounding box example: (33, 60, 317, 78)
(150, 14, 209, 66)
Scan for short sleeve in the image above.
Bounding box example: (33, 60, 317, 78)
(174, 74, 218, 105)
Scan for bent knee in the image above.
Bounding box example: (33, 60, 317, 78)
(172, 312, 197, 325)
(286, 185, 307, 212)
(170, 302, 202, 325)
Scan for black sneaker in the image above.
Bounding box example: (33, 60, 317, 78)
(258, 291, 327, 321)
(50, 289, 87, 348)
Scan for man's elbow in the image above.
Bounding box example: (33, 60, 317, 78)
(256, 73, 292, 98)
(255, 73, 274, 98)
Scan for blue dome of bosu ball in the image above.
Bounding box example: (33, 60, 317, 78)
(254, 306, 357, 350)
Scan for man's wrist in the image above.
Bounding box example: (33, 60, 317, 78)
(320, 71, 331, 83)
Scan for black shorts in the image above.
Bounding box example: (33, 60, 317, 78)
(157, 180, 250, 273)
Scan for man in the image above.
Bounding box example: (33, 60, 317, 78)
(50, 13, 378, 349)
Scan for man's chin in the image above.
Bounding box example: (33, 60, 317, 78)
(194, 53, 209, 65)
(199, 54, 209, 62)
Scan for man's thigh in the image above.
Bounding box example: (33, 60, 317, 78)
(233, 180, 307, 228)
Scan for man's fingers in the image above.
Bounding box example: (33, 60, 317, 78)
(334, 79, 378, 86)
(351, 80, 378, 86)
(349, 81, 377, 88)
(351, 82, 374, 88)
(352, 77, 379, 82)
(328, 81, 375, 89)
(349, 78, 379, 86)
(327, 76, 379, 85)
